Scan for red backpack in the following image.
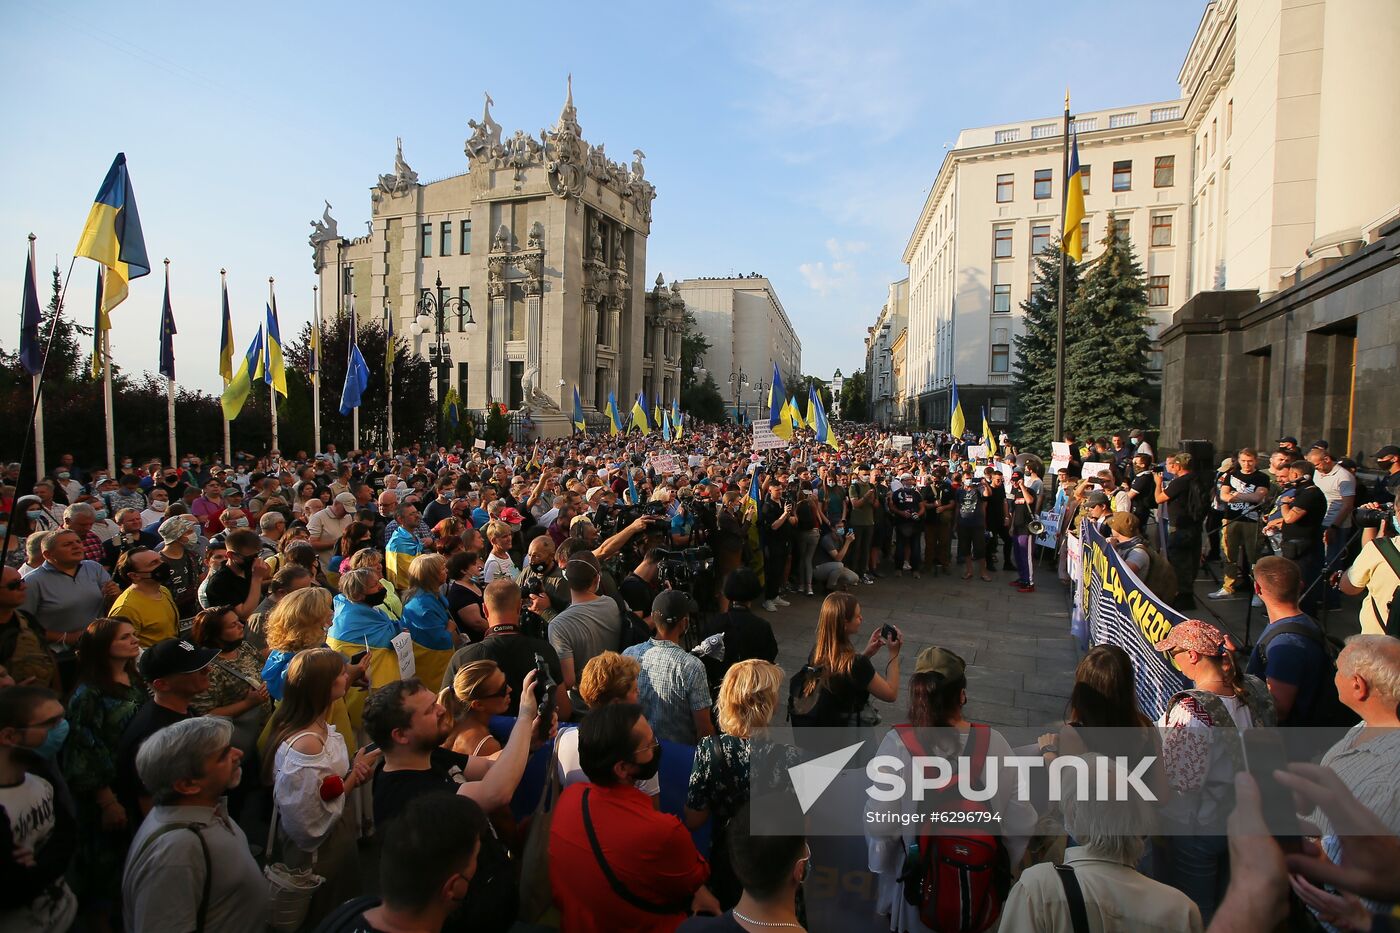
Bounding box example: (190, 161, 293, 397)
(894, 723, 1011, 933)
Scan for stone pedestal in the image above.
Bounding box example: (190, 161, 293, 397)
(526, 411, 576, 440)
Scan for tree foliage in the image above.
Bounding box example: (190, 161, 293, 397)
(1012, 239, 1081, 455)
(681, 372, 726, 424)
(838, 369, 868, 422)
(679, 308, 710, 393)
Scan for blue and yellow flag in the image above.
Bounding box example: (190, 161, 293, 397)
(672, 398, 683, 441)
(605, 392, 622, 435)
(949, 379, 966, 438)
(572, 385, 586, 433)
(653, 402, 663, 431)
(221, 328, 263, 420)
(18, 246, 43, 376)
(90, 269, 105, 379)
(627, 466, 641, 507)
(218, 276, 234, 384)
(264, 300, 287, 397)
(661, 408, 673, 441)
(630, 392, 651, 435)
(158, 266, 176, 380)
(443, 387, 461, 428)
(747, 466, 763, 508)
(340, 298, 369, 416)
(1063, 128, 1085, 263)
(982, 407, 997, 457)
(74, 153, 149, 323)
(309, 315, 320, 387)
(769, 363, 792, 440)
(789, 395, 804, 431)
(812, 385, 839, 451)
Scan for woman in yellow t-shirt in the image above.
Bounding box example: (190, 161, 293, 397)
(109, 547, 180, 647)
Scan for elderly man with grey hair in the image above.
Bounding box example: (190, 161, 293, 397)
(121, 717, 267, 933)
(63, 501, 107, 563)
(1001, 753, 1203, 932)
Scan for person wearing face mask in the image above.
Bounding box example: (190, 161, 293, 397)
(188, 606, 271, 741)
(139, 487, 170, 528)
(199, 529, 268, 621)
(550, 702, 720, 931)
(154, 515, 203, 623)
(329, 568, 403, 690)
(0, 685, 79, 933)
(50, 468, 82, 506)
(109, 547, 180, 647)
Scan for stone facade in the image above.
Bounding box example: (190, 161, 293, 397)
(309, 79, 661, 436)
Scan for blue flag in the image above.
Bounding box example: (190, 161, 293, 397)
(158, 266, 176, 380)
(340, 344, 370, 416)
(18, 248, 43, 375)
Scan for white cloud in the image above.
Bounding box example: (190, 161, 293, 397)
(799, 238, 868, 295)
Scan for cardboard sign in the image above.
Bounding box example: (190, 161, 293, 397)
(751, 423, 786, 451)
(1034, 508, 1061, 548)
(891, 435, 913, 450)
(966, 444, 988, 461)
(1051, 441, 1071, 474)
(473, 439, 487, 450)
(648, 453, 680, 475)
(391, 631, 416, 680)
(1082, 461, 1113, 480)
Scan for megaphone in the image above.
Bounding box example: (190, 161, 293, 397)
(1027, 518, 1046, 537)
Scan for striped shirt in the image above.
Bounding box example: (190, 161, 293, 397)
(1317, 723, 1400, 918)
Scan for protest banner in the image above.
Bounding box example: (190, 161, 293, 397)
(1082, 461, 1112, 480)
(1051, 441, 1071, 474)
(966, 444, 988, 460)
(751, 422, 786, 451)
(891, 434, 913, 450)
(390, 631, 417, 680)
(1034, 508, 1061, 549)
(1077, 521, 1188, 720)
(647, 453, 680, 475)
(474, 438, 487, 450)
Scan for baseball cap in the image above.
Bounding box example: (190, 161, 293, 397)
(652, 589, 699, 624)
(334, 492, 358, 509)
(499, 507, 525, 526)
(1085, 491, 1111, 508)
(1277, 436, 1299, 446)
(1153, 619, 1228, 656)
(1374, 445, 1399, 460)
(222, 487, 243, 499)
(139, 637, 218, 681)
(584, 486, 605, 503)
(913, 646, 966, 681)
(570, 514, 595, 529)
(1108, 512, 1139, 537)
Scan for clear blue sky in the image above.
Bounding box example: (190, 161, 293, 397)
(1, 0, 1203, 395)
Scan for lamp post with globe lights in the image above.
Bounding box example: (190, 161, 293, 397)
(411, 271, 477, 442)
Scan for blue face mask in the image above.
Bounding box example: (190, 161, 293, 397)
(32, 718, 69, 761)
(26, 511, 43, 521)
(93, 510, 108, 520)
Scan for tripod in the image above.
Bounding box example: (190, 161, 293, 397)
(1298, 525, 1366, 635)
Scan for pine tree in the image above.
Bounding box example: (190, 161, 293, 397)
(39, 266, 92, 383)
(1064, 213, 1154, 436)
(484, 402, 510, 446)
(1012, 240, 1080, 454)
(681, 372, 726, 423)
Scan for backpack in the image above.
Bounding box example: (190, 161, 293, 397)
(787, 663, 845, 727)
(1128, 543, 1178, 603)
(1182, 479, 1210, 527)
(1253, 620, 1360, 728)
(1375, 538, 1400, 638)
(894, 724, 1010, 933)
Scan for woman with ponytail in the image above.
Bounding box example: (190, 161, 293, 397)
(797, 592, 900, 727)
(439, 659, 510, 759)
(1152, 619, 1275, 924)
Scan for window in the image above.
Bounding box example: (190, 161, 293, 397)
(419, 288, 431, 314)
(994, 128, 1020, 144)
(421, 223, 432, 257)
(989, 396, 1009, 422)
(1111, 216, 1131, 245)
(996, 174, 1014, 203)
(1080, 220, 1091, 247)
(1226, 99, 1233, 138)
(1030, 223, 1051, 256)
(993, 225, 1013, 258)
(1154, 155, 1175, 188)
(440, 221, 453, 256)
(508, 282, 526, 341)
(1034, 169, 1052, 199)
(1210, 119, 1217, 153)
(1108, 111, 1139, 128)
(508, 361, 524, 410)
(1080, 165, 1091, 194)
(457, 362, 469, 399)
(990, 344, 1010, 374)
(1151, 213, 1174, 247)
(458, 287, 471, 331)
(1031, 123, 1057, 139)
(1150, 106, 1181, 122)
(1070, 117, 1097, 133)
(1148, 349, 1164, 371)
(993, 284, 1011, 313)
(1112, 160, 1132, 191)
(1149, 275, 1170, 306)
(460, 219, 472, 254)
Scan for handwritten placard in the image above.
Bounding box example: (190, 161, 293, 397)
(390, 631, 416, 680)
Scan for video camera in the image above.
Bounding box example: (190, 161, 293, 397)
(1355, 502, 1396, 530)
(517, 576, 548, 640)
(655, 546, 714, 594)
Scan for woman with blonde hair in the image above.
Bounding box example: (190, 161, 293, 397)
(481, 520, 518, 584)
(345, 547, 402, 619)
(795, 592, 901, 727)
(684, 659, 802, 909)
(438, 659, 510, 758)
(264, 648, 382, 926)
(402, 552, 455, 689)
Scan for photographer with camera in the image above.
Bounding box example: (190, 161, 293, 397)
(1263, 460, 1328, 615)
(1337, 502, 1399, 636)
(759, 481, 797, 613)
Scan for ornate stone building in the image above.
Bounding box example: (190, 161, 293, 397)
(309, 79, 677, 437)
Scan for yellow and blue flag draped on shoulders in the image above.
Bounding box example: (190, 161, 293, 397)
(1063, 129, 1085, 263)
(982, 407, 998, 457)
(572, 385, 586, 433)
(949, 378, 966, 438)
(219, 278, 235, 384)
(769, 363, 793, 440)
(221, 328, 264, 420)
(75, 153, 150, 322)
(606, 392, 623, 435)
(672, 399, 684, 440)
(264, 300, 287, 397)
(630, 392, 651, 435)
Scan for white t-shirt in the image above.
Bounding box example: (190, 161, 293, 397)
(554, 723, 660, 797)
(482, 552, 519, 586)
(0, 772, 78, 933)
(1312, 465, 1356, 528)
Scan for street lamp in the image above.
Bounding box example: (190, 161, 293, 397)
(729, 370, 747, 423)
(751, 378, 767, 425)
(413, 272, 477, 442)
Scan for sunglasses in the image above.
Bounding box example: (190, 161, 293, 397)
(480, 682, 512, 699)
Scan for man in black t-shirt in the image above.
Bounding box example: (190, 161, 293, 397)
(619, 548, 664, 620)
(1211, 448, 1271, 602)
(759, 482, 797, 610)
(1154, 453, 1202, 610)
(920, 473, 955, 574)
(1264, 460, 1328, 614)
(888, 474, 924, 576)
(441, 581, 570, 720)
(1125, 453, 1157, 530)
(198, 528, 266, 619)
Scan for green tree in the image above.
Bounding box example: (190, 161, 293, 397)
(839, 369, 868, 422)
(681, 372, 727, 424)
(1064, 215, 1154, 436)
(679, 308, 710, 392)
(1012, 239, 1082, 455)
(484, 402, 510, 446)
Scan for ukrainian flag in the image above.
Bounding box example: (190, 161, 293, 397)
(789, 395, 804, 431)
(606, 392, 623, 436)
(75, 153, 150, 322)
(949, 379, 966, 438)
(219, 278, 235, 384)
(443, 387, 461, 428)
(661, 409, 673, 441)
(672, 398, 683, 440)
(630, 392, 651, 435)
(221, 328, 264, 420)
(653, 400, 663, 432)
(264, 301, 288, 397)
(769, 363, 792, 440)
(309, 315, 320, 387)
(812, 386, 839, 450)
(1063, 129, 1085, 263)
(983, 407, 998, 457)
(572, 385, 586, 433)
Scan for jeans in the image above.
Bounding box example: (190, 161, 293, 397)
(1285, 537, 1325, 615)
(1220, 519, 1263, 593)
(795, 529, 821, 589)
(893, 523, 922, 568)
(849, 524, 873, 575)
(813, 561, 859, 590)
(1159, 832, 1230, 925)
(1013, 533, 1033, 584)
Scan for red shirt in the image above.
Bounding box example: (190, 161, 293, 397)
(549, 781, 709, 933)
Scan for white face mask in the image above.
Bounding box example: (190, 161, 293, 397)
(151, 500, 167, 511)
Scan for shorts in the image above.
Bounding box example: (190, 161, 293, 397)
(957, 522, 986, 561)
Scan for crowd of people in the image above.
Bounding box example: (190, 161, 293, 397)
(0, 420, 1397, 933)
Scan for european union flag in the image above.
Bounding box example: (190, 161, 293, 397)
(340, 343, 370, 416)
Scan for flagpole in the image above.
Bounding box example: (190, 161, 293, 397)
(221, 269, 232, 466)
(312, 284, 322, 454)
(268, 277, 280, 453)
(384, 303, 394, 454)
(350, 295, 360, 452)
(164, 259, 177, 466)
(102, 328, 116, 477)
(1053, 90, 1071, 443)
(27, 235, 46, 479)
